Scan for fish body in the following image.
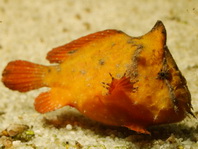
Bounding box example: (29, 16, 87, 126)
(2, 21, 194, 134)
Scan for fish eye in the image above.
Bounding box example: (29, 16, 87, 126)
(157, 71, 171, 80)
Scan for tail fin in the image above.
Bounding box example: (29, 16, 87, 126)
(2, 60, 50, 92)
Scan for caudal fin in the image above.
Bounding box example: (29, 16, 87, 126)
(2, 60, 50, 92)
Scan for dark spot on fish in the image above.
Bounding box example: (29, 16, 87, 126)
(99, 59, 105, 65)
(48, 68, 51, 73)
(127, 39, 135, 44)
(138, 56, 146, 66)
(68, 50, 77, 54)
(111, 43, 116, 47)
(80, 70, 86, 75)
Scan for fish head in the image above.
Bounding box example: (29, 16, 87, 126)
(127, 21, 193, 123)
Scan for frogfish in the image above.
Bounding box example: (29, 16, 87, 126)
(1, 21, 194, 134)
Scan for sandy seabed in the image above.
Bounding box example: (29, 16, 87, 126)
(0, 0, 198, 148)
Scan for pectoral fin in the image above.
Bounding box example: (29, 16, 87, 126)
(108, 74, 137, 94)
(124, 124, 150, 134)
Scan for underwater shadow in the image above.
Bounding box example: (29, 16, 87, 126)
(42, 108, 127, 137)
(42, 109, 198, 143)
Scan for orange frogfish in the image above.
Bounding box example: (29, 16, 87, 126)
(1, 21, 194, 134)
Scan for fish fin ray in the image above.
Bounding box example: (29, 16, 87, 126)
(34, 89, 72, 113)
(124, 124, 150, 134)
(2, 60, 49, 92)
(46, 29, 122, 63)
(109, 75, 136, 94)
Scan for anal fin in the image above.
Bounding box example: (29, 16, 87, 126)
(34, 88, 73, 113)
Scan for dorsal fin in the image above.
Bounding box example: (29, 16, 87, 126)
(46, 29, 122, 63)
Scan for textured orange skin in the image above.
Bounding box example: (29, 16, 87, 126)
(2, 21, 194, 134)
